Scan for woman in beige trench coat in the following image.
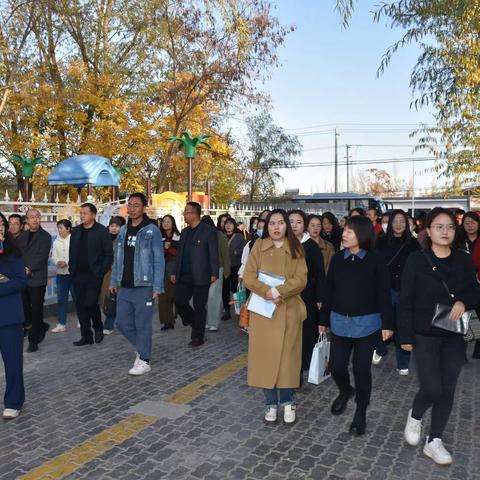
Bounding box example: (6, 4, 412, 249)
(243, 209, 307, 425)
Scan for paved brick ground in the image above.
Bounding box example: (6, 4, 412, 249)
(0, 311, 479, 480)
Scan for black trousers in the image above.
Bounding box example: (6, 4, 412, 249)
(73, 272, 103, 340)
(411, 334, 466, 439)
(222, 265, 240, 311)
(22, 286, 47, 344)
(330, 331, 377, 406)
(174, 277, 210, 341)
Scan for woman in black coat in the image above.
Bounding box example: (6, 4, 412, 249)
(321, 212, 343, 252)
(399, 208, 480, 465)
(373, 209, 420, 373)
(319, 216, 394, 436)
(288, 210, 326, 382)
(0, 213, 27, 419)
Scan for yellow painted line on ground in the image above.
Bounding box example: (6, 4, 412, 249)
(20, 352, 248, 480)
(166, 352, 248, 404)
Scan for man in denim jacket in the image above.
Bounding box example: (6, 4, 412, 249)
(110, 193, 165, 376)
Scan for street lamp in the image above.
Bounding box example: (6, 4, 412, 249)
(168, 131, 212, 201)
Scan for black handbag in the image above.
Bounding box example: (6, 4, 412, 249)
(102, 292, 117, 317)
(422, 251, 472, 335)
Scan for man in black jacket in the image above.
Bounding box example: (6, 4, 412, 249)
(172, 202, 219, 347)
(17, 209, 52, 353)
(69, 203, 113, 346)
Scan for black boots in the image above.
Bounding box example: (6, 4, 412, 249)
(349, 404, 367, 436)
(73, 337, 94, 346)
(331, 387, 355, 416)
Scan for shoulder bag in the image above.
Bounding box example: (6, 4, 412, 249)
(421, 251, 472, 335)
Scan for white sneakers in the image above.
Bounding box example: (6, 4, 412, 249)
(404, 410, 453, 465)
(264, 405, 296, 424)
(51, 324, 66, 333)
(404, 409, 422, 446)
(128, 354, 151, 376)
(208, 326, 218, 332)
(3, 408, 20, 419)
(423, 437, 452, 465)
(397, 369, 409, 376)
(283, 404, 296, 424)
(264, 407, 277, 423)
(372, 351, 383, 365)
(103, 329, 113, 335)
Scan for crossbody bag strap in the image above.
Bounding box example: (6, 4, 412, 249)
(421, 250, 453, 298)
(387, 243, 406, 266)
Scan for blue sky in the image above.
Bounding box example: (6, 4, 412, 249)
(234, 0, 443, 195)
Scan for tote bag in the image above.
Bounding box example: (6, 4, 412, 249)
(308, 334, 331, 385)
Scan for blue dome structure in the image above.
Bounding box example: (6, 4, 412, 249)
(47, 154, 120, 186)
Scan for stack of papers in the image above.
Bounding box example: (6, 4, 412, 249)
(248, 271, 286, 319)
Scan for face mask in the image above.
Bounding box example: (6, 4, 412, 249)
(382, 224, 388, 233)
(252, 224, 257, 231)
(256, 229, 263, 238)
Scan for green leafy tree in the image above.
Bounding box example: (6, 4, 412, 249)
(241, 112, 302, 202)
(335, 0, 480, 190)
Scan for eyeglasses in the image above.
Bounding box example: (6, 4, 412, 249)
(430, 224, 456, 232)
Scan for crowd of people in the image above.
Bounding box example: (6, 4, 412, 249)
(0, 197, 479, 467)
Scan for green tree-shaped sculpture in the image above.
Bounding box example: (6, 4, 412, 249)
(11, 154, 44, 178)
(168, 131, 212, 201)
(11, 154, 44, 200)
(169, 132, 212, 158)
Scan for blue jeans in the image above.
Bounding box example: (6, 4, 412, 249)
(263, 388, 294, 407)
(103, 315, 115, 331)
(391, 289, 411, 370)
(116, 287, 153, 360)
(374, 330, 388, 356)
(56, 274, 74, 326)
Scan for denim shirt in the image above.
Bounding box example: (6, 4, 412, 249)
(330, 311, 382, 338)
(331, 248, 381, 338)
(110, 223, 165, 293)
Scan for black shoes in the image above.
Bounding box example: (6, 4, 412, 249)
(94, 330, 104, 344)
(473, 341, 480, 359)
(73, 337, 94, 346)
(331, 387, 355, 416)
(189, 338, 204, 347)
(38, 323, 50, 343)
(222, 312, 231, 321)
(27, 342, 38, 353)
(349, 404, 367, 436)
(160, 324, 174, 331)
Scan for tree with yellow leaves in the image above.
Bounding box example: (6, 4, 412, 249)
(0, 0, 293, 202)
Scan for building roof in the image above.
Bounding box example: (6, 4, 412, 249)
(47, 154, 120, 187)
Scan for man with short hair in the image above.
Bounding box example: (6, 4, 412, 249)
(69, 203, 113, 346)
(17, 209, 52, 353)
(110, 192, 164, 375)
(367, 207, 383, 236)
(8, 214, 23, 239)
(172, 202, 219, 347)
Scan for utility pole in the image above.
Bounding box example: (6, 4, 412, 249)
(345, 144, 351, 192)
(411, 159, 415, 216)
(334, 128, 339, 192)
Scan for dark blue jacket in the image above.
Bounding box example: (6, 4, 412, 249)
(0, 254, 27, 327)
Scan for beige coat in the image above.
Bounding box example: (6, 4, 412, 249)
(243, 237, 307, 389)
(317, 237, 335, 273)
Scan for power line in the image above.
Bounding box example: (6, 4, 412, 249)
(252, 156, 440, 170)
(302, 144, 434, 152)
(284, 122, 436, 132)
